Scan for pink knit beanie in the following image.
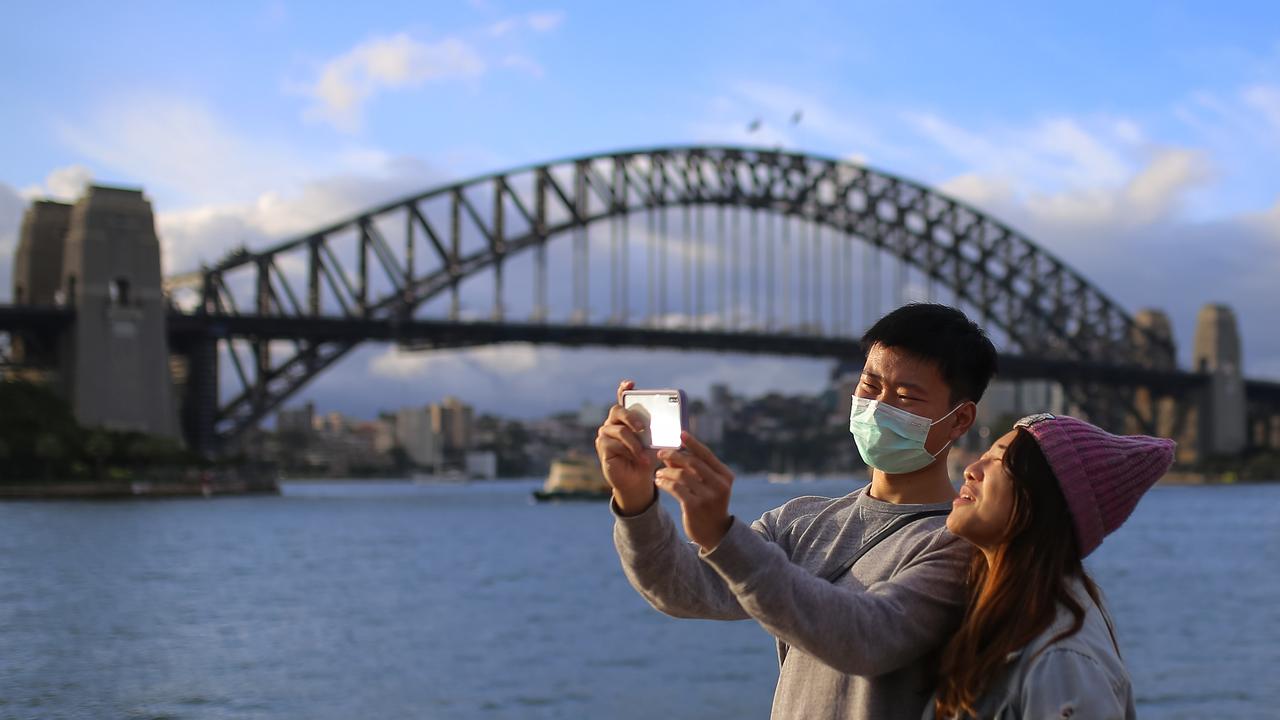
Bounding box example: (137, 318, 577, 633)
(1014, 413, 1176, 558)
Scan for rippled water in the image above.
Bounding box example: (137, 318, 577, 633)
(0, 479, 1276, 719)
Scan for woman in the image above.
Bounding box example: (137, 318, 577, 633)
(929, 413, 1175, 719)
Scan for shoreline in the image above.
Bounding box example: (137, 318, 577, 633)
(0, 477, 281, 500)
(1158, 470, 1274, 485)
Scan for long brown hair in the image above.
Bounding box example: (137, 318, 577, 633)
(934, 428, 1115, 719)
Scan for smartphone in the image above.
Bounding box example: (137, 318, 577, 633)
(621, 389, 688, 449)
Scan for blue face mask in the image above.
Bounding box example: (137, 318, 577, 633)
(848, 396, 966, 474)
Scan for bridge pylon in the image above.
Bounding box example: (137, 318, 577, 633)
(1192, 304, 1246, 458)
(11, 200, 72, 367)
(57, 186, 181, 439)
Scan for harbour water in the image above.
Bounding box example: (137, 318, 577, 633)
(0, 478, 1276, 719)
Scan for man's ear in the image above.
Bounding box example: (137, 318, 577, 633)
(951, 401, 977, 440)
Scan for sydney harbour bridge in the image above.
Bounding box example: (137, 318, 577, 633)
(3, 146, 1279, 460)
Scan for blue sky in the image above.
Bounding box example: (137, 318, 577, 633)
(2, 1, 1279, 418)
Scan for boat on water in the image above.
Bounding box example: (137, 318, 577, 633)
(533, 454, 611, 501)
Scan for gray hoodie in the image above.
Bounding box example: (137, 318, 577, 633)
(613, 486, 968, 719)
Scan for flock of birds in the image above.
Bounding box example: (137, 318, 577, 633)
(746, 110, 804, 135)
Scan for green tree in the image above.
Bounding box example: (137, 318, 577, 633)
(34, 433, 64, 482)
(85, 429, 113, 480)
(0, 380, 83, 480)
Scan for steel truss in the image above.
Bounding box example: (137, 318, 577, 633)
(162, 146, 1179, 448)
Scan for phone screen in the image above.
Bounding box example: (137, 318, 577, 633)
(623, 391, 684, 449)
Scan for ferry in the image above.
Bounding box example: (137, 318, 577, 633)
(532, 453, 611, 501)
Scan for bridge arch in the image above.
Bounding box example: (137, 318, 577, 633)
(164, 146, 1175, 446)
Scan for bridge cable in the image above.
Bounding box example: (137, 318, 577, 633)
(717, 203, 726, 331)
(782, 210, 791, 331)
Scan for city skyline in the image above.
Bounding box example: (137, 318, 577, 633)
(3, 1, 1279, 419)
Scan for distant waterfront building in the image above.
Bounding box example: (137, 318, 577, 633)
(277, 402, 316, 436)
(431, 396, 474, 453)
(697, 383, 736, 445)
(968, 380, 1066, 448)
(577, 401, 609, 428)
(371, 414, 397, 454)
(397, 406, 444, 468)
(314, 410, 346, 434)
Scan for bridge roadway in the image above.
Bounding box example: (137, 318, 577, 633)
(2, 303, 1224, 394)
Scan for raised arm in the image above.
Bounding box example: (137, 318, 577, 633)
(612, 496, 758, 620)
(698, 517, 967, 677)
(599, 379, 755, 620)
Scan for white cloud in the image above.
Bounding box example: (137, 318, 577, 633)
(20, 165, 93, 203)
(156, 154, 444, 274)
(486, 17, 519, 37)
(371, 343, 542, 380)
(304, 34, 486, 132)
(1175, 83, 1280, 161)
(935, 147, 1278, 378)
(1241, 84, 1280, 132)
(501, 54, 544, 78)
(526, 11, 564, 32)
(58, 96, 313, 206)
(0, 182, 25, 302)
(489, 11, 564, 37)
(355, 342, 831, 420)
(905, 112, 1135, 193)
(941, 147, 1212, 231)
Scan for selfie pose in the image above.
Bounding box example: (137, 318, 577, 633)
(596, 304, 997, 720)
(929, 414, 1175, 720)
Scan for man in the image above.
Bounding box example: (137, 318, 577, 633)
(595, 303, 999, 719)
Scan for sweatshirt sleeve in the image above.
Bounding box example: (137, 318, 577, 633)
(612, 497, 773, 621)
(1019, 648, 1130, 720)
(697, 516, 966, 676)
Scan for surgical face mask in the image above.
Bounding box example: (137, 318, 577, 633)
(848, 396, 966, 475)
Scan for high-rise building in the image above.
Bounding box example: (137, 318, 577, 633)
(397, 406, 444, 468)
(277, 402, 316, 436)
(431, 396, 473, 453)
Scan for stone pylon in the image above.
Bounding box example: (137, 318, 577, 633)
(13, 200, 72, 307)
(58, 186, 180, 439)
(1128, 308, 1180, 440)
(11, 200, 75, 368)
(1192, 304, 1246, 457)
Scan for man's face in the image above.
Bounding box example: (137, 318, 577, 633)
(855, 343, 963, 456)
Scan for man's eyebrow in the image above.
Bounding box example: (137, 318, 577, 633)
(860, 371, 929, 395)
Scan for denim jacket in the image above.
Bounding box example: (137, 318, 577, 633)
(924, 577, 1136, 720)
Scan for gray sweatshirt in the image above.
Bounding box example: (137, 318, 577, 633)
(613, 486, 968, 720)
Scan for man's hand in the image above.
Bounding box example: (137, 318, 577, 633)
(655, 431, 735, 551)
(595, 379, 659, 515)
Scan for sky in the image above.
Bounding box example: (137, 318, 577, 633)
(2, 1, 1279, 420)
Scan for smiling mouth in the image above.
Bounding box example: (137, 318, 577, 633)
(955, 485, 978, 504)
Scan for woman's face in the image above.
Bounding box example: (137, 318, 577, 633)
(947, 430, 1019, 550)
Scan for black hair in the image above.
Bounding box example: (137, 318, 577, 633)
(860, 303, 998, 403)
